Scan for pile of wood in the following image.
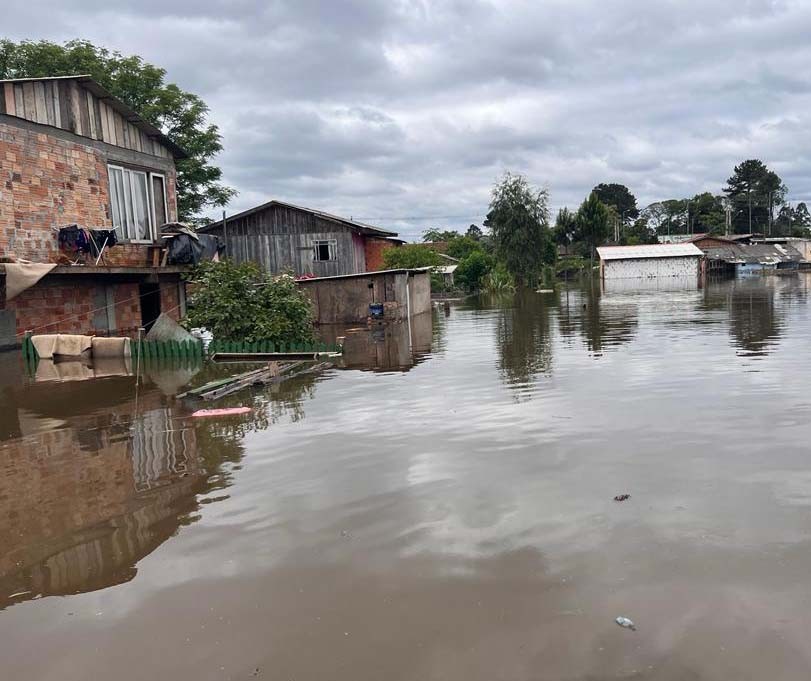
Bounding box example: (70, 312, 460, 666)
(178, 361, 332, 402)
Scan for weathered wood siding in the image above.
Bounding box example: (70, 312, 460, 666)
(0, 79, 171, 158)
(206, 204, 368, 276)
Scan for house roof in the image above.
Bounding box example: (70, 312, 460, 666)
(199, 200, 397, 238)
(597, 243, 703, 261)
(295, 267, 430, 283)
(0, 74, 187, 159)
(703, 243, 804, 264)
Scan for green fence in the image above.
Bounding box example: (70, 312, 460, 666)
(206, 339, 343, 355)
(131, 339, 205, 361)
(20, 335, 342, 364)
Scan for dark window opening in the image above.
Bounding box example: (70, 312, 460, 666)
(139, 283, 161, 331)
(313, 239, 337, 261)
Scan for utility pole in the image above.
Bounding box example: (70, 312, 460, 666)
(768, 191, 773, 236)
(725, 205, 732, 236)
(747, 189, 752, 233)
(686, 201, 691, 236)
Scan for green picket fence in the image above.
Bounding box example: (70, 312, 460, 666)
(206, 339, 343, 356)
(130, 338, 205, 361)
(20, 334, 340, 365)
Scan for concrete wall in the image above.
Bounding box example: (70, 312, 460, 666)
(603, 256, 700, 280)
(407, 271, 431, 315)
(299, 270, 431, 324)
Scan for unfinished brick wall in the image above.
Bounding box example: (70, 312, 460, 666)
(365, 237, 398, 271)
(10, 280, 142, 338)
(0, 121, 177, 267)
(159, 281, 181, 320)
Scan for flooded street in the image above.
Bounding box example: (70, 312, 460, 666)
(2, 275, 811, 681)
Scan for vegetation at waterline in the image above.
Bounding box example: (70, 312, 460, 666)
(0, 39, 235, 222)
(184, 260, 314, 344)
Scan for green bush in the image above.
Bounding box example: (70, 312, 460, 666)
(383, 244, 443, 269)
(483, 263, 516, 293)
(455, 251, 494, 292)
(184, 260, 314, 344)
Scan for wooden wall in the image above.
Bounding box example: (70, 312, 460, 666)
(0, 79, 172, 159)
(205, 204, 368, 276)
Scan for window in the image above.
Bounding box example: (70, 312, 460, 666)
(108, 165, 168, 241)
(151, 174, 168, 228)
(313, 239, 337, 261)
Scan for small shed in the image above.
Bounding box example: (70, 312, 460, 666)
(297, 268, 431, 324)
(597, 243, 703, 280)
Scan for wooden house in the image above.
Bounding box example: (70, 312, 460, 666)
(198, 200, 400, 277)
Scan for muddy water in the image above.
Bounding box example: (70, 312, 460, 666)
(2, 275, 811, 680)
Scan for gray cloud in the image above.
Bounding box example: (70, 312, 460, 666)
(6, 0, 811, 239)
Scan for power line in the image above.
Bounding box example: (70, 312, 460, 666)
(353, 214, 487, 222)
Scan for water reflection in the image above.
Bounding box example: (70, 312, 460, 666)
(318, 310, 434, 372)
(493, 290, 553, 388)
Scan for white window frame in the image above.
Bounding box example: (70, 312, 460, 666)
(313, 239, 338, 262)
(108, 163, 155, 243)
(149, 172, 169, 230)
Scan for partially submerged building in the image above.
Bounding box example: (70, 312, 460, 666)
(199, 200, 402, 277)
(703, 242, 805, 275)
(297, 268, 431, 324)
(597, 243, 703, 280)
(0, 75, 188, 349)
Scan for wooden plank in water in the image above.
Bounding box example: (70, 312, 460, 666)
(210, 351, 337, 363)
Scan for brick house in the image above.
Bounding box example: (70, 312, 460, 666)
(0, 75, 188, 349)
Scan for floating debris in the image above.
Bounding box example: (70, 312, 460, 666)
(614, 494, 631, 502)
(191, 407, 253, 418)
(615, 616, 636, 631)
(7, 591, 31, 599)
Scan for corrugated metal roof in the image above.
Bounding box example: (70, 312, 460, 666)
(597, 243, 703, 261)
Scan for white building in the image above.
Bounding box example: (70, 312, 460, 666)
(597, 243, 703, 280)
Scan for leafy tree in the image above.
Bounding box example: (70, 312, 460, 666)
(455, 251, 494, 292)
(421, 228, 460, 242)
(446, 235, 484, 260)
(622, 217, 658, 245)
(775, 202, 811, 237)
(466, 224, 484, 240)
(382, 244, 443, 269)
(592, 183, 639, 223)
(724, 159, 786, 234)
(0, 39, 235, 222)
(185, 261, 313, 343)
(484, 172, 554, 287)
(689, 192, 727, 234)
(553, 207, 578, 247)
(576, 192, 610, 259)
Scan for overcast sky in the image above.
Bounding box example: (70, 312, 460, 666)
(6, 0, 811, 239)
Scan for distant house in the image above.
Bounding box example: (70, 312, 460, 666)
(198, 200, 400, 277)
(0, 75, 188, 349)
(597, 243, 703, 280)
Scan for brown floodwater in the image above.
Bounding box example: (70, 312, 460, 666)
(2, 275, 811, 680)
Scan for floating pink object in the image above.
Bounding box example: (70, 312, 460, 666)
(191, 407, 253, 418)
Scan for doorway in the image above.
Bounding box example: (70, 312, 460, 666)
(139, 283, 161, 331)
